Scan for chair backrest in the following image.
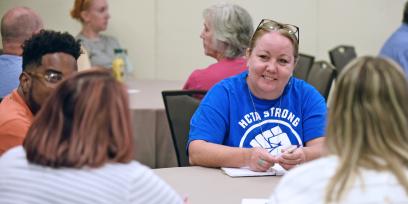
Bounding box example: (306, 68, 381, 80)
(293, 53, 315, 80)
(329, 45, 357, 74)
(162, 90, 206, 167)
(306, 61, 337, 100)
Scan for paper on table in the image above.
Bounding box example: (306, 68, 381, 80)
(127, 89, 140, 94)
(221, 164, 286, 177)
(241, 198, 269, 204)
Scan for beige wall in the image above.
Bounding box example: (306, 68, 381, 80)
(0, 0, 404, 80)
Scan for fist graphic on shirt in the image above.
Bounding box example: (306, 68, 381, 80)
(249, 126, 292, 156)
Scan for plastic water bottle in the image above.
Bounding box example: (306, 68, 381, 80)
(123, 49, 134, 75)
(112, 48, 125, 81)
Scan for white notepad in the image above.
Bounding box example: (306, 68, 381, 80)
(127, 89, 140, 94)
(241, 198, 269, 204)
(221, 164, 286, 177)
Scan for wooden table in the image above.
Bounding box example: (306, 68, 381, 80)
(126, 79, 183, 168)
(154, 166, 281, 204)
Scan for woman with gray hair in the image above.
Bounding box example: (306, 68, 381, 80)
(183, 3, 253, 91)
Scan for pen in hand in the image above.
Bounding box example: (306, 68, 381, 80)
(281, 145, 298, 154)
(279, 145, 305, 169)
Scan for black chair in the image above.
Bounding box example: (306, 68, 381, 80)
(329, 45, 357, 74)
(162, 90, 207, 167)
(306, 61, 337, 100)
(293, 53, 315, 81)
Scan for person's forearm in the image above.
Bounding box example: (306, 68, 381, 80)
(303, 137, 325, 162)
(188, 140, 250, 168)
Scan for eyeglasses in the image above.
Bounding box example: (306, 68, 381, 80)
(26, 71, 64, 84)
(254, 19, 299, 43)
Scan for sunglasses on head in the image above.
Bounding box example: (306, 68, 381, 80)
(254, 19, 299, 43)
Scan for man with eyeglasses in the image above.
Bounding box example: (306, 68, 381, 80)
(0, 30, 81, 155)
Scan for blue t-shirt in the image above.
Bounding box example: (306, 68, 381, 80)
(380, 24, 408, 76)
(0, 55, 22, 98)
(188, 71, 327, 156)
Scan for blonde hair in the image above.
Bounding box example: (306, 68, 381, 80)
(70, 0, 92, 22)
(325, 56, 408, 203)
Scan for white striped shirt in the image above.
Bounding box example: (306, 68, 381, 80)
(269, 155, 408, 204)
(0, 146, 183, 204)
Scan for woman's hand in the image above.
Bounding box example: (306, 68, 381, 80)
(183, 194, 189, 204)
(277, 147, 306, 170)
(247, 147, 277, 172)
(277, 138, 325, 170)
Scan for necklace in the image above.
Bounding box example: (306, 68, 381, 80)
(247, 84, 283, 135)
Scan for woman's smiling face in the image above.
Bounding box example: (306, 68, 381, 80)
(246, 31, 296, 100)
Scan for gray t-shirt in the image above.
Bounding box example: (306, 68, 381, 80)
(77, 34, 121, 68)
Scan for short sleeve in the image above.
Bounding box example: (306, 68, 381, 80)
(301, 85, 327, 143)
(183, 70, 198, 90)
(187, 83, 230, 146)
(109, 36, 121, 49)
(396, 50, 408, 75)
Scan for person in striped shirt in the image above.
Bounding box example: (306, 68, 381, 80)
(0, 69, 183, 204)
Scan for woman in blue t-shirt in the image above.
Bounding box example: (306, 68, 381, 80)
(188, 19, 327, 172)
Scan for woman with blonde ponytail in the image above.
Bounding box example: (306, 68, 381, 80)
(269, 56, 408, 204)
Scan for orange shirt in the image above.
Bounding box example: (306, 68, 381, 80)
(0, 90, 33, 155)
